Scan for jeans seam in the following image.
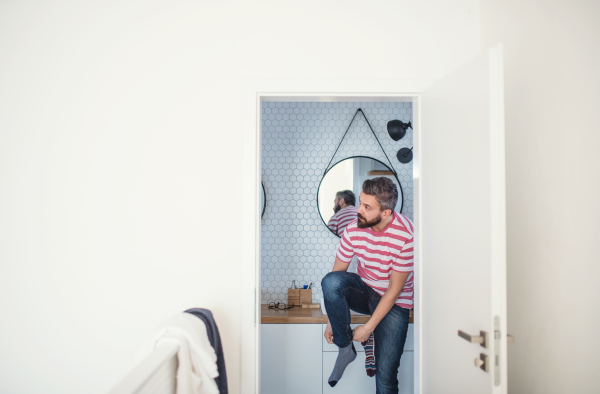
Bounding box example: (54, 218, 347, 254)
(340, 286, 366, 295)
(343, 287, 355, 346)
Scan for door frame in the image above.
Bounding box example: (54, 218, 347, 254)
(241, 79, 433, 394)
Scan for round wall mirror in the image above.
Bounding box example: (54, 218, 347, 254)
(317, 156, 404, 237)
(260, 182, 266, 219)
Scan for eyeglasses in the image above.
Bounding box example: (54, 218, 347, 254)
(268, 302, 294, 310)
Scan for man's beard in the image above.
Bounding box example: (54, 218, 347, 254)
(333, 203, 341, 214)
(357, 214, 382, 229)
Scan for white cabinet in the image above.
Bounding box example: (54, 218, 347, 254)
(260, 324, 322, 394)
(261, 323, 414, 394)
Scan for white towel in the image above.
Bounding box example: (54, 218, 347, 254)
(319, 288, 327, 315)
(139, 313, 219, 394)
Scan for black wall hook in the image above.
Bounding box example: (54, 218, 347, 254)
(397, 147, 413, 164)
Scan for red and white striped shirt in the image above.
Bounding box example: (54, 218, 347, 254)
(336, 211, 414, 309)
(327, 205, 358, 236)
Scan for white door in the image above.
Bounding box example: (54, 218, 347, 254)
(418, 45, 507, 394)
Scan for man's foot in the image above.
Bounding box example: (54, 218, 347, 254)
(328, 342, 357, 387)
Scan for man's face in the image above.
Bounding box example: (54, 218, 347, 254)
(333, 196, 342, 214)
(356, 192, 385, 228)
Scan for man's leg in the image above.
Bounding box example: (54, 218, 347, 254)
(321, 271, 372, 386)
(372, 303, 410, 394)
(322, 271, 372, 347)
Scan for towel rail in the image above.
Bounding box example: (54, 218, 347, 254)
(108, 343, 179, 394)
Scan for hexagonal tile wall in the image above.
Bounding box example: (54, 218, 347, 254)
(261, 102, 413, 305)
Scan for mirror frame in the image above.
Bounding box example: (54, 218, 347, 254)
(261, 182, 267, 219)
(316, 155, 405, 237)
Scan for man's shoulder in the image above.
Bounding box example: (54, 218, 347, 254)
(341, 205, 357, 214)
(392, 212, 414, 236)
(343, 219, 359, 233)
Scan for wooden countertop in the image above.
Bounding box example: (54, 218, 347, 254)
(261, 304, 413, 324)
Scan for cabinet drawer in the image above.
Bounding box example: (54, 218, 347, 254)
(261, 324, 322, 394)
(322, 324, 414, 352)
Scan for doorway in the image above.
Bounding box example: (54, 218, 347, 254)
(259, 99, 416, 394)
(240, 84, 428, 394)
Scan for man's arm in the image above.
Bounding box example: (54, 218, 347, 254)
(332, 256, 350, 272)
(352, 270, 409, 342)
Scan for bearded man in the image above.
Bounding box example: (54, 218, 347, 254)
(322, 177, 413, 394)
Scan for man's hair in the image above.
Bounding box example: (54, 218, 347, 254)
(336, 190, 356, 207)
(362, 177, 398, 212)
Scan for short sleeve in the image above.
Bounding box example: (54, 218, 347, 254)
(392, 236, 414, 273)
(336, 226, 355, 263)
(327, 220, 337, 233)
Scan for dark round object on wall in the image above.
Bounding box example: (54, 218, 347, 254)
(387, 119, 407, 141)
(397, 148, 413, 164)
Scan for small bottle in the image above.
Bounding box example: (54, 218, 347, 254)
(291, 280, 297, 289)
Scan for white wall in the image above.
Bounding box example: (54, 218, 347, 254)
(0, 1, 479, 393)
(480, 1, 600, 393)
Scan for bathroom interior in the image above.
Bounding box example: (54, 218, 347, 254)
(259, 100, 415, 394)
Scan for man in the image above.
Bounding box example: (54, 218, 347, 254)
(327, 190, 358, 236)
(321, 177, 413, 394)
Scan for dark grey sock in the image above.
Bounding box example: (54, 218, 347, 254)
(328, 342, 357, 387)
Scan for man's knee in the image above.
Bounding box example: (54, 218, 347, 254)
(321, 271, 345, 293)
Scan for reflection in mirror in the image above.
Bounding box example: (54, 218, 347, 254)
(317, 157, 403, 237)
(260, 182, 266, 218)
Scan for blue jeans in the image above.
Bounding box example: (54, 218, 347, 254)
(322, 271, 410, 394)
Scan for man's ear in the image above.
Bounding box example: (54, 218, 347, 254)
(339, 198, 345, 206)
(383, 209, 393, 219)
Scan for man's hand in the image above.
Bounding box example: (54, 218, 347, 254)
(352, 324, 373, 343)
(324, 322, 334, 344)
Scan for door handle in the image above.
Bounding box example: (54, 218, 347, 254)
(458, 330, 488, 348)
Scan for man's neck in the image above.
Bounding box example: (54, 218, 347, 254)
(371, 213, 394, 232)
